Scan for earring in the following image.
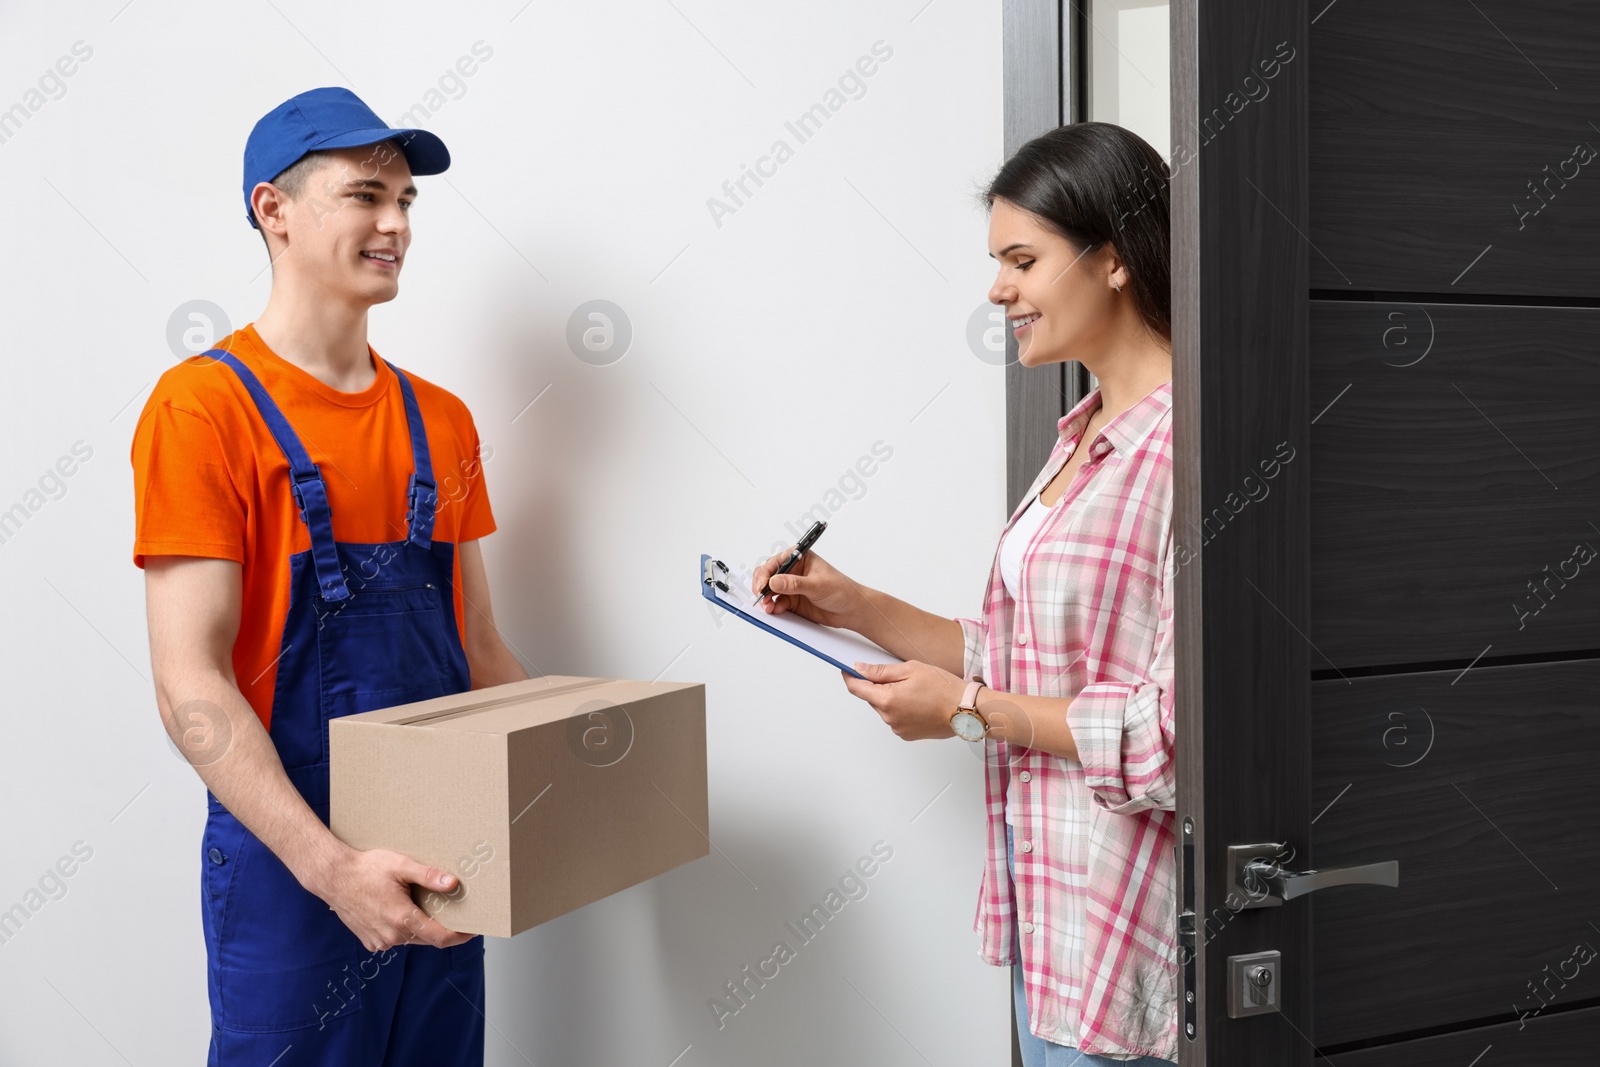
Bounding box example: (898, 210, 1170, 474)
(1114, 283, 1123, 292)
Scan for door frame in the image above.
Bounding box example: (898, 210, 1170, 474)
(999, 2, 1092, 1062)
(1002, 0, 1092, 513)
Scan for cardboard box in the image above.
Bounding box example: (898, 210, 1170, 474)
(330, 675, 707, 938)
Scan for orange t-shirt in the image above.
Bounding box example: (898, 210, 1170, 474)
(130, 324, 497, 731)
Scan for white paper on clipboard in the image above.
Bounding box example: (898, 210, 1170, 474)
(699, 554, 902, 680)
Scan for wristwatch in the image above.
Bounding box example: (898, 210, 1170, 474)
(949, 678, 990, 742)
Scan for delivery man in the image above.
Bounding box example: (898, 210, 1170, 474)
(132, 86, 528, 1062)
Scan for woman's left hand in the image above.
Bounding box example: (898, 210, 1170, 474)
(842, 660, 966, 741)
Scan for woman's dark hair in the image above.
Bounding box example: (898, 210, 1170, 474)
(982, 122, 1171, 339)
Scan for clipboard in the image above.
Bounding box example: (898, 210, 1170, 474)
(700, 554, 902, 680)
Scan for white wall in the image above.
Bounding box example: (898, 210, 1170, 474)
(0, 2, 1008, 1064)
(1090, 0, 1170, 159)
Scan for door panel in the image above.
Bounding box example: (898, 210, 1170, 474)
(1182, 1, 1600, 1062)
(1309, 1, 1600, 296)
(1311, 660, 1600, 1044)
(1309, 301, 1600, 668)
(1331, 1006, 1600, 1066)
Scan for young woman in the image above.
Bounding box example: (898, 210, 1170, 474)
(751, 122, 1178, 1065)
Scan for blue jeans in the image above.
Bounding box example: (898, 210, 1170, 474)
(1007, 821, 1177, 1067)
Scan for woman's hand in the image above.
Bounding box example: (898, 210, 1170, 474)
(841, 660, 967, 741)
(751, 549, 869, 631)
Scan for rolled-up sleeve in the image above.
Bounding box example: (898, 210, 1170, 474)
(1064, 530, 1176, 815)
(955, 616, 988, 682)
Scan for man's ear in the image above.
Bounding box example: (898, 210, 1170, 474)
(251, 182, 290, 245)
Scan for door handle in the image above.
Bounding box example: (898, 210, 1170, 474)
(1226, 842, 1399, 910)
(1247, 858, 1398, 901)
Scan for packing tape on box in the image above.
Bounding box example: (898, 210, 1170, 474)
(389, 677, 614, 727)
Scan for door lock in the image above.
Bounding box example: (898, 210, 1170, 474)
(1227, 950, 1280, 1018)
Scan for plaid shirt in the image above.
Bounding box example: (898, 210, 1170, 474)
(956, 379, 1178, 1060)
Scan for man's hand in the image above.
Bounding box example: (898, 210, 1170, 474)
(841, 660, 967, 741)
(310, 844, 474, 952)
(144, 557, 474, 952)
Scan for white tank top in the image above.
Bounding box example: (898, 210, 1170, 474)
(999, 490, 1057, 602)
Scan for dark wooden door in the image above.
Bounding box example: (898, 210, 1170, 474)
(1175, 0, 1600, 1062)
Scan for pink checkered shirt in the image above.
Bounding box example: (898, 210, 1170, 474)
(956, 379, 1178, 1060)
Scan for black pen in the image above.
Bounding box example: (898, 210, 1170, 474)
(755, 520, 826, 601)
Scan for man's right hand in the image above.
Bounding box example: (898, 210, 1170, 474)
(145, 556, 475, 954)
(751, 549, 869, 632)
(311, 844, 474, 952)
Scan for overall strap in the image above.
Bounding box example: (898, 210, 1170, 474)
(209, 350, 352, 602)
(389, 364, 438, 549)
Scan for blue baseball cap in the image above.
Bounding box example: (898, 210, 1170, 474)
(242, 86, 450, 229)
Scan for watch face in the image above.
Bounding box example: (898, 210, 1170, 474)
(950, 710, 985, 742)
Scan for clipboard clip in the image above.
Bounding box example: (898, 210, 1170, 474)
(702, 557, 731, 593)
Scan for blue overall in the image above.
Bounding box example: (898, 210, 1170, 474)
(197, 350, 485, 1064)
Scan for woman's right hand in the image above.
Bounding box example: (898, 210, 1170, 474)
(751, 549, 868, 632)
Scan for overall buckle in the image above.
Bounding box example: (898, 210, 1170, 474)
(406, 474, 437, 546)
